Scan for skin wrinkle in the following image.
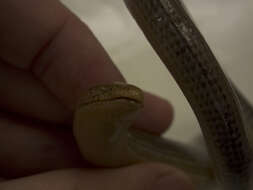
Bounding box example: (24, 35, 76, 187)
(30, 14, 70, 76)
(32, 15, 124, 109)
(0, 0, 71, 67)
(0, 62, 71, 123)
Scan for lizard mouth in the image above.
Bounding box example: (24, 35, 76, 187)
(77, 83, 144, 107)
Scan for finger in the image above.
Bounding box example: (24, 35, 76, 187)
(0, 60, 173, 130)
(0, 163, 194, 190)
(0, 0, 122, 122)
(0, 0, 173, 132)
(0, 112, 85, 178)
(0, 62, 173, 131)
(135, 93, 174, 134)
(0, 0, 123, 108)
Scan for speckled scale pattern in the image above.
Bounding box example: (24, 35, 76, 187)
(78, 83, 143, 106)
(124, 0, 252, 188)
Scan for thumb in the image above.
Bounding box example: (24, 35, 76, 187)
(0, 163, 193, 190)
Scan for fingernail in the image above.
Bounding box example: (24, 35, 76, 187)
(155, 173, 193, 190)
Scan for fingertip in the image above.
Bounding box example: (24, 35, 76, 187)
(134, 92, 174, 134)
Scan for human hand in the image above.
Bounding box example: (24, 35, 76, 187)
(0, 0, 193, 189)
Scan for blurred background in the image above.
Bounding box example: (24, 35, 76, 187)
(60, 0, 253, 143)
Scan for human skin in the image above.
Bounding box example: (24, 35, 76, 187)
(0, 0, 193, 189)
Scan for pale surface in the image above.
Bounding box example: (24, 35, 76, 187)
(61, 0, 253, 143)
